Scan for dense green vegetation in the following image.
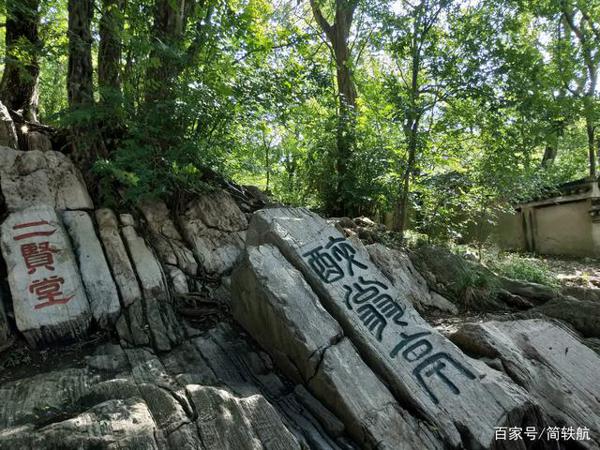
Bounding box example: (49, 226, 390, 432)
(1, 0, 600, 243)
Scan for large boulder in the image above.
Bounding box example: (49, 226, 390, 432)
(178, 189, 248, 276)
(530, 296, 600, 338)
(0, 147, 93, 211)
(246, 207, 541, 449)
(367, 243, 457, 314)
(451, 319, 600, 449)
(0, 102, 17, 149)
(0, 205, 91, 347)
(231, 244, 442, 449)
(62, 210, 121, 328)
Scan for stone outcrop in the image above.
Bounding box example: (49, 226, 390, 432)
(25, 130, 53, 152)
(0, 290, 10, 351)
(367, 243, 458, 314)
(178, 190, 248, 276)
(0, 102, 17, 149)
(245, 207, 541, 449)
(0, 205, 91, 347)
(138, 200, 197, 294)
(232, 244, 443, 449)
(62, 210, 121, 327)
(530, 296, 600, 338)
(451, 319, 600, 449)
(0, 147, 93, 211)
(121, 216, 185, 351)
(0, 324, 351, 450)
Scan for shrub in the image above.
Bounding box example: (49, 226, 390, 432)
(491, 254, 559, 288)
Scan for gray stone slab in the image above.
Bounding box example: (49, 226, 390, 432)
(1, 205, 91, 347)
(247, 207, 540, 448)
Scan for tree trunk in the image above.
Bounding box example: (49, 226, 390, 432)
(395, 124, 418, 237)
(99, 0, 125, 153)
(0, 0, 41, 122)
(68, 0, 94, 107)
(68, 0, 108, 180)
(145, 0, 195, 104)
(393, 16, 421, 237)
(99, 0, 124, 102)
(541, 145, 557, 167)
(310, 0, 358, 216)
(586, 116, 596, 178)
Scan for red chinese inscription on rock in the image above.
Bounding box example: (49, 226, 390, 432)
(12, 221, 74, 310)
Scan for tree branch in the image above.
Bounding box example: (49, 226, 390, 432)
(309, 0, 334, 40)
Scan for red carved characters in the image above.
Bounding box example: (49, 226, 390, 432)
(29, 276, 74, 309)
(12, 220, 74, 310)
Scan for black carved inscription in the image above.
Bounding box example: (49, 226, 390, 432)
(390, 330, 432, 359)
(302, 235, 479, 404)
(373, 295, 408, 326)
(325, 237, 368, 276)
(302, 236, 368, 283)
(413, 353, 477, 405)
(356, 304, 387, 341)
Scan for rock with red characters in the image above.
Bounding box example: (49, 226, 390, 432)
(0, 205, 91, 347)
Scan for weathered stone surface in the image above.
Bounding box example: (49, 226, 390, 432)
(530, 296, 600, 338)
(63, 210, 121, 327)
(178, 189, 248, 275)
(0, 147, 93, 211)
(95, 209, 141, 308)
(26, 130, 53, 152)
(232, 244, 343, 383)
(247, 207, 540, 449)
(0, 325, 348, 450)
(139, 199, 198, 275)
(0, 398, 161, 449)
(122, 223, 184, 351)
(188, 384, 302, 450)
(0, 288, 10, 351)
(95, 208, 149, 347)
(1, 205, 91, 347)
(0, 102, 17, 149)
(451, 319, 600, 449)
(367, 243, 458, 314)
(232, 244, 442, 449)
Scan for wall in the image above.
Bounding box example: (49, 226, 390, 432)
(532, 200, 597, 257)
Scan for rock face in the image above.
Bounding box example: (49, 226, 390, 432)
(138, 200, 197, 295)
(178, 190, 248, 276)
(530, 296, 600, 338)
(0, 290, 10, 350)
(121, 217, 184, 351)
(451, 319, 600, 449)
(62, 210, 121, 327)
(0, 147, 93, 211)
(0, 205, 91, 347)
(0, 102, 17, 149)
(0, 324, 350, 450)
(231, 244, 442, 449)
(246, 207, 540, 449)
(367, 243, 458, 314)
(25, 130, 53, 152)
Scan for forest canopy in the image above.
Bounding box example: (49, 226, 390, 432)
(1, 0, 599, 243)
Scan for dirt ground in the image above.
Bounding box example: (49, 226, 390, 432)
(542, 256, 600, 288)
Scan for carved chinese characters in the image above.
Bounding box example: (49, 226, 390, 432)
(1, 206, 91, 347)
(247, 207, 540, 449)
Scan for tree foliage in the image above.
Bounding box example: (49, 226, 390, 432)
(0, 0, 598, 242)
